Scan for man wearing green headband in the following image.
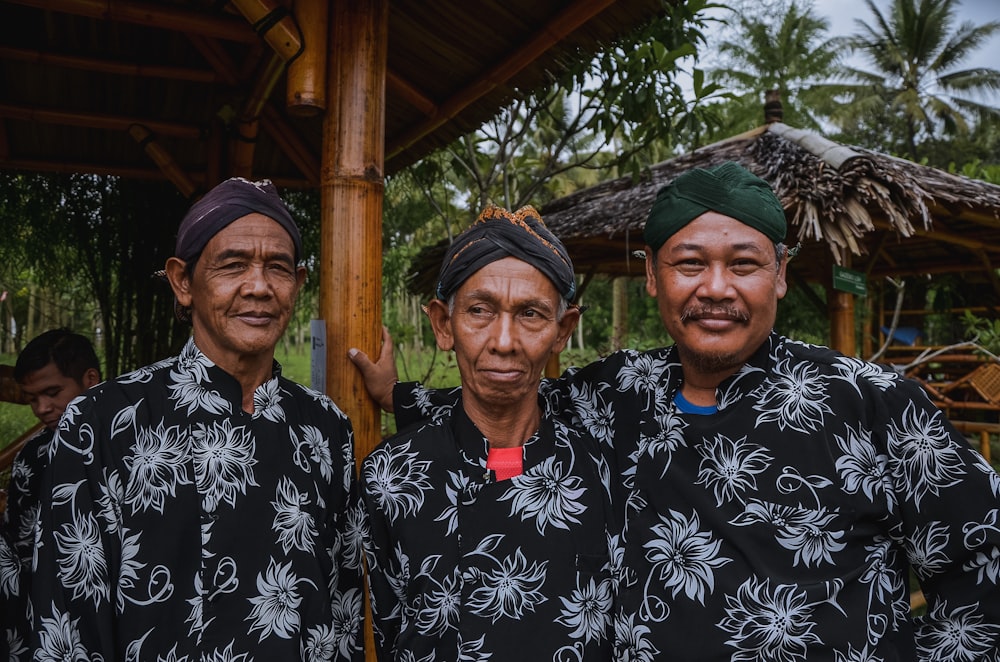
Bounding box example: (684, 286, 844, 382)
(355, 162, 1000, 660)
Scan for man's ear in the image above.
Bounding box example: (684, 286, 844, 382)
(80, 367, 101, 389)
(552, 305, 581, 354)
(164, 257, 192, 308)
(644, 246, 658, 298)
(425, 299, 454, 351)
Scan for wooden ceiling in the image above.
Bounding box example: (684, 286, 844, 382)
(0, 0, 663, 193)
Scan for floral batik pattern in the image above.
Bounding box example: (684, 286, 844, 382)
(360, 399, 615, 661)
(25, 338, 364, 661)
(396, 333, 1000, 661)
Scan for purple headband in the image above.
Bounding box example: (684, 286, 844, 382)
(175, 177, 302, 262)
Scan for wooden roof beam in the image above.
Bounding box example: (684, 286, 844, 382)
(387, 0, 619, 160)
(7, 0, 257, 43)
(186, 35, 320, 184)
(0, 45, 220, 83)
(871, 218, 1000, 253)
(0, 102, 203, 139)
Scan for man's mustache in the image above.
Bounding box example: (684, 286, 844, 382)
(680, 305, 749, 323)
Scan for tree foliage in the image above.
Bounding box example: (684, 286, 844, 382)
(706, 0, 844, 134)
(832, 0, 1000, 161)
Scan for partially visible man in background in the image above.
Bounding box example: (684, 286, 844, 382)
(1, 327, 101, 659)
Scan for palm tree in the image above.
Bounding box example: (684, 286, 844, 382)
(835, 0, 1000, 161)
(707, 0, 843, 134)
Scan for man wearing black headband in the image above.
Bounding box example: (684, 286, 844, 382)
(357, 163, 1000, 660)
(27, 178, 365, 661)
(356, 205, 615, 660)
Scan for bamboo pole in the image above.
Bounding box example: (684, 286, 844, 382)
(286, 0, 328, 115)
(128, 124, 198, 199)
(231, 54, 286, 179)
(321, 0, 386, 463)
(320, 4, 387, 654)
(228, 0, 303, 63)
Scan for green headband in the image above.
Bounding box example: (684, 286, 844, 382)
(643, 162, 786, 251)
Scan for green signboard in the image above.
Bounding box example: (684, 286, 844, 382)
(832, 265, 866, 296)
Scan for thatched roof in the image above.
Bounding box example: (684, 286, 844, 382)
(409, 121, 1000, 295)
(0, 0, 664, 189)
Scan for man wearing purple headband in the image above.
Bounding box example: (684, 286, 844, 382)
(27, 178, 365, 661)
(356, 163, 1000, 660)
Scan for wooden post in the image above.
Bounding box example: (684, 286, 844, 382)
(611, 276, 627, 351)
(321, 1, 386, 464)
(829, 288, 856, 356)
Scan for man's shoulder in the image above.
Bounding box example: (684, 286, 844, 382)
(776, 335, 903, 390)
(364, 415, 447, 464)
(14, 427, 54, 465)
(277, 376, 350, 422)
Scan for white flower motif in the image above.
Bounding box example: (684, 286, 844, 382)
(718, 576, 821, 661)
(363, 440, 433, 522)
(96, 468, 125, 537)
(915, 600, 1000, 661)
(833, 642, 886, 662)
(557, 574, 613, 643)
(696, 433, 773, 506)
(501, 454, 587, 534)
(34, 603, 92, 662)
(246, 558, 314, 642)
(191, 419, 258, 512)
(614, 612, 660, 662)
(167, 362, 231, 416)
(569, 381, 616, 444)
(124, 419, 191, 514)
(466, 547, 547, 621)
(331, 587, 364, 659)
(200, 641, 251, 662)
(754, 358, 832, 433)
(0, 536, 19, 597)
(414, 567, 461, 637)
(302, 623, 337, 662)
(271, 476, 317, 554)
(831, 355, 899, 393)
(834, 423, 895, 511)
(53, 510, 109, 608)
(905, 521, 951, 580)
(643, 508, 731, 604)
(253, 378, 286, 423)
(887, 401, 965, 509)
(299, 425, 334, 481)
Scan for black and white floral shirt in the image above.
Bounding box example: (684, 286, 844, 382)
(26, 338, 365, 662)
(1, 426, 52, 659)
(361, 397, 616, 661)
(395, 333, 1000, 661)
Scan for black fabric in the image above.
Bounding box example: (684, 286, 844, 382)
(435, 205, 576, 302)
(175, 177, 302, 263)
